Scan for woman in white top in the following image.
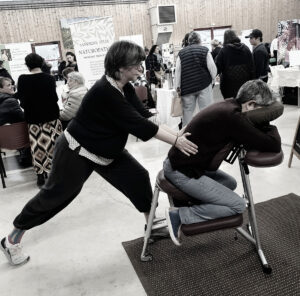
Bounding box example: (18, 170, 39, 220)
(59, 71, 88, 130)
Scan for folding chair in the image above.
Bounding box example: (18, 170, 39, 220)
(145, 70, 151, 90)
(134, 85, 158, 135)
(141, 145, 283, 274)
(0, 122, 30, 188)
(134, 85, 148, 106)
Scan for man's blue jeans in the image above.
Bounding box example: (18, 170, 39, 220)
(181, 84, 213, 127)
(163, 158, 246, 224)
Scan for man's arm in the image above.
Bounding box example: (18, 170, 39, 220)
(215, 49, 224, 75)
(230, 112, 281, 153)
(174, 56, 181, 92)
(270, 39, 275, 57)
(206, 52, 217, 82)
(253, 49, 265, 79)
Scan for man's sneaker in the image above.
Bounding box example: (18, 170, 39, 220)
(165, 207, 182, 246)
(0, 237, 30, 266)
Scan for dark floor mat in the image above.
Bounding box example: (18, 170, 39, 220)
(123, 193, 300, 296)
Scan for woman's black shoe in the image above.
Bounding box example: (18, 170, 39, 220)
(37, 174, 45, 187)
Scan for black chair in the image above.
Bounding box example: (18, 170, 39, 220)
(0, 122, 30, 188)
(141, 145, 283, 274)
(134, 85, 148, 106)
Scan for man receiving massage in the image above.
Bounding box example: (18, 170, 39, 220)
(164, 80, 283, 245)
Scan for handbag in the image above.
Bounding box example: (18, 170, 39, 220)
(171, 92, 183, 117)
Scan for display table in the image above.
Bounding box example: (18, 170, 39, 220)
(270, 66, 300, 107)
(155, 82, 223, 129)
(155, 88, 181, 129)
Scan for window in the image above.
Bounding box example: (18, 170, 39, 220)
(194, 26, 231, 51)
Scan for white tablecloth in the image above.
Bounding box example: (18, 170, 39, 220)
(270, 66, 300, 107)
(155, 88, 181, 129)
(270, 66, 300, 88)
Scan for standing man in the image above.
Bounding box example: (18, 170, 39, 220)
(174, 31, 217, 127)
(246, 29, 269, 83)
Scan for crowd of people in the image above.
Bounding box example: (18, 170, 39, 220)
(0, 31, 282, 266)
(0, 50, 83, 185)
(171, 28, 275, 127)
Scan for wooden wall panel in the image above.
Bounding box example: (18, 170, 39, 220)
(0, 0, 299, 54)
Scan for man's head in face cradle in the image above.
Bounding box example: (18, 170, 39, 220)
(235, 80, 276, 113)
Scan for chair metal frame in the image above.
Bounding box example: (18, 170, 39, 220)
(141, 147, 283, 274)
(0, 150, 7, 187)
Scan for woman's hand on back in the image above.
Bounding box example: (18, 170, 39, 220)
(175, 132, 198, 156)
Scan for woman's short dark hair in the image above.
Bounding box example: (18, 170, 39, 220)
(182, 33, 190, 48)
(25, 53, 44, 70)
(105, 41, 146, 80)
(149, 45, 158, 56)
(62, 67, 75, 80)
(223, 30, 241, 45)
(66, 51, 76, 61)
(188, 31, 201, 45)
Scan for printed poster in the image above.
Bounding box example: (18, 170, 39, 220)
(69, 17, 115, 89)
(60, 17, 99, 50)
(278, 19, 300, 64)
(0, 42, 32, 83)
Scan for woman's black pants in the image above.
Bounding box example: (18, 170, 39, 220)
(13, 134, 153, 230)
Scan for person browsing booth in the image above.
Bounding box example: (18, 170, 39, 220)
(163, 80, 282, 245)
(246, 29, 269, 83)
(174, 31, 217, 127)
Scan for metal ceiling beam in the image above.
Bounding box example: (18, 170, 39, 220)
(0, 0, 148, 10)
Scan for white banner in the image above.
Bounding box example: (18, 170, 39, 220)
(69, 17, 115, 89)
(119, 34, 144, 48)
(0, 42, 32, 83)
(289, 50, 300, 67)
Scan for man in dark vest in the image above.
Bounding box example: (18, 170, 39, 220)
(174, 31, 217, 127)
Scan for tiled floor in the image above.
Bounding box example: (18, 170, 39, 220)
(0, 103, 299, 296)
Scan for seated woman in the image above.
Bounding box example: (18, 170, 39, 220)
(0, 77, 32, 166)
(59, 72, 88, 130)
(163, 80, 282, 246)
(0, 77, 24, 125)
